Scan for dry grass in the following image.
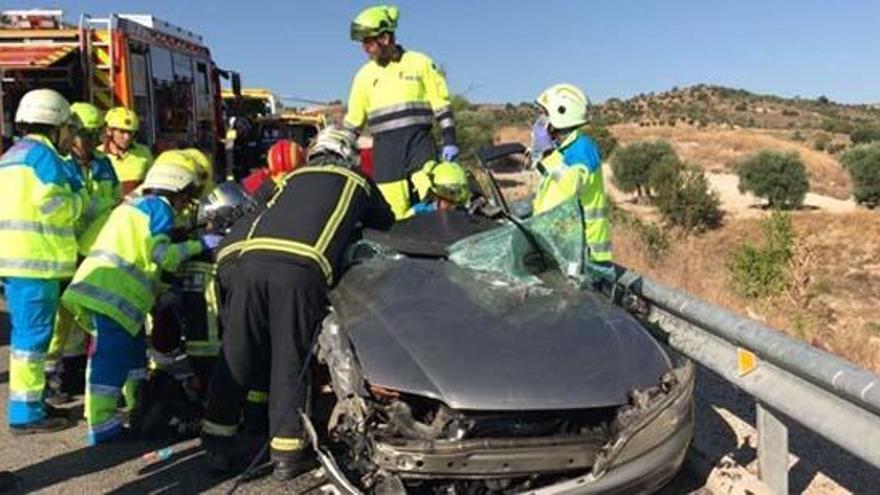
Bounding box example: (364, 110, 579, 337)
(610, 124, 852, 199)
(614, 210, 880, 373)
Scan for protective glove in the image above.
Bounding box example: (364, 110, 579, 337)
(530, 116, 554, 159)
(200, 233, 223, 250)
(441, 144, 460, 161)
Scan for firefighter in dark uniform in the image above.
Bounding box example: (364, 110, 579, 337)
(201, 127, 394, 480)
(345, 4, 459, 219)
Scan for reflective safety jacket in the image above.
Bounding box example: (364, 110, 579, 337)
(344, 48, 456, 146)
(82, 152, 122, 222)
(73, 152, 123, 255)
(233, 163, 394, 285)
(533, 130, 612, 263)
(98, 142, 154, 184)
(62, 195, 204, 336)
(0, 134, 85, 279)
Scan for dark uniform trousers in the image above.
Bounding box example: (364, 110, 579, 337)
(205, 258, 328, 453)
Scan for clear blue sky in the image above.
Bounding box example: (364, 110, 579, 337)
(15, 0, 880, 104)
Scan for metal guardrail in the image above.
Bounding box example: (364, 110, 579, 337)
(610, 266, 880, 494)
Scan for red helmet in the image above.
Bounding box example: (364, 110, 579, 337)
(267, 139, 306, 177)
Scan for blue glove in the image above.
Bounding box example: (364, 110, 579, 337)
(441, 144, 460, 161)
(530, 116, 554, 157)
(201, 234, 223, 250)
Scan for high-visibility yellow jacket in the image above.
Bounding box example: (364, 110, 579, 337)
(533, 130, 612, 263)
(98, 142, 154, 184)
(344, 49, 456, 145)
(74, 153, 123, 256)
(0, 134, 85, 279)
(62, 195, 203, 335)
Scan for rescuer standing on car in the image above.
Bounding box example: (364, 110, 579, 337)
(201, 127, 394, 480)
(531, 84, 612, 265)
(345, 5, 459, 219)
(100, 106, 154, 195)
(61, 155, 214, 444)
(0, 89, 85, 434)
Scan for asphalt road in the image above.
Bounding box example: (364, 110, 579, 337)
(0, 300, 876, 494)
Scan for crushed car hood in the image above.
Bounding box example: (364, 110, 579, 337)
(330, 258, 671, 411)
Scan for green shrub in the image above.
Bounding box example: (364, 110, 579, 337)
(841, 143, 880, 207)
(735, 150, 809, 209)
(610, 140, 679, 198)
(813, 134, 831, 151)
(850, 127, 880, 145)
(650, 160, 723, 231)
(728, 211, 794, 298)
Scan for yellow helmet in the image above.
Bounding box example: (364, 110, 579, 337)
(143, 151, 199, 194)
(70, 102, 103, 130)
(181, 148, 215, 198)
(535, 83, 589, 130)
(105, 106, 140, 132)
(350, 5, 399, 41)
(411, 160, 470, 204)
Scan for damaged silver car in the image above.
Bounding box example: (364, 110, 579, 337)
(305, 144, 695, 494)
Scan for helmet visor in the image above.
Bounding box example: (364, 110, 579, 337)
(432, 183, 469, 204)
(350, 23, 380, 42)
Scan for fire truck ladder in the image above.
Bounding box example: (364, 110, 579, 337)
(79, 14, 116, 109)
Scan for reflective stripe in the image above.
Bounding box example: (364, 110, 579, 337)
(589, 242, 613, 254)
(40, 196, 66, 215)
(89, 384, 121, 396)
(89, 416, 123, 435)
(438, 115, 455, 129)
(11, 349, 46, 362)
(127, 368, 147, 381)
(271, 437, 305, 452)
(217, 240, 245, 264)
(89, 249, 155, 292)
(367, 101, 432, 120)
(240, 238, 333, 284)
(583, 207, 608, 221)
(0, 258, 76, 273)
(203, 419, 238, 437)
(66, 282, 144, 325)
(433, 105, 451, 117)
(315, 179, 357, 252)
(0, 219, 74, 237)
(9, 390, 43, 402)
(246, 390, 269, 403)
(287, 165, 369, 192)
(185, 340, 221, 356)
(369, 114, 434, 134)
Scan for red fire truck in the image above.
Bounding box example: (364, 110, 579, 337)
(0, 9, 233, 168)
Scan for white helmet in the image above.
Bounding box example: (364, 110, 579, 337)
(15, 88, 72, 127)
(535, 83, 589, 130)
(308, 126, 358, 166)
(142, 161, 199, 194)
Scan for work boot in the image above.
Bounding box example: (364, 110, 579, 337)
(44, 387, 73, 407)
(271, 449, 318, 482)
(9, 416, 72, 435)
(202, 434, 246, 473)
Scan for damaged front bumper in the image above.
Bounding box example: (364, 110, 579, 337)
(310, 360, 694, 494)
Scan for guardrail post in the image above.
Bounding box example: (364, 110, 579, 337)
(757, 402, 789, 494)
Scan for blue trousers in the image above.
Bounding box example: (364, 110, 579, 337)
(85, 312, 146, 445)
(4, 277, 60, 426)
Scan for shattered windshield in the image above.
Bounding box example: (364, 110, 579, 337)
(448, 198, 585, 285)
